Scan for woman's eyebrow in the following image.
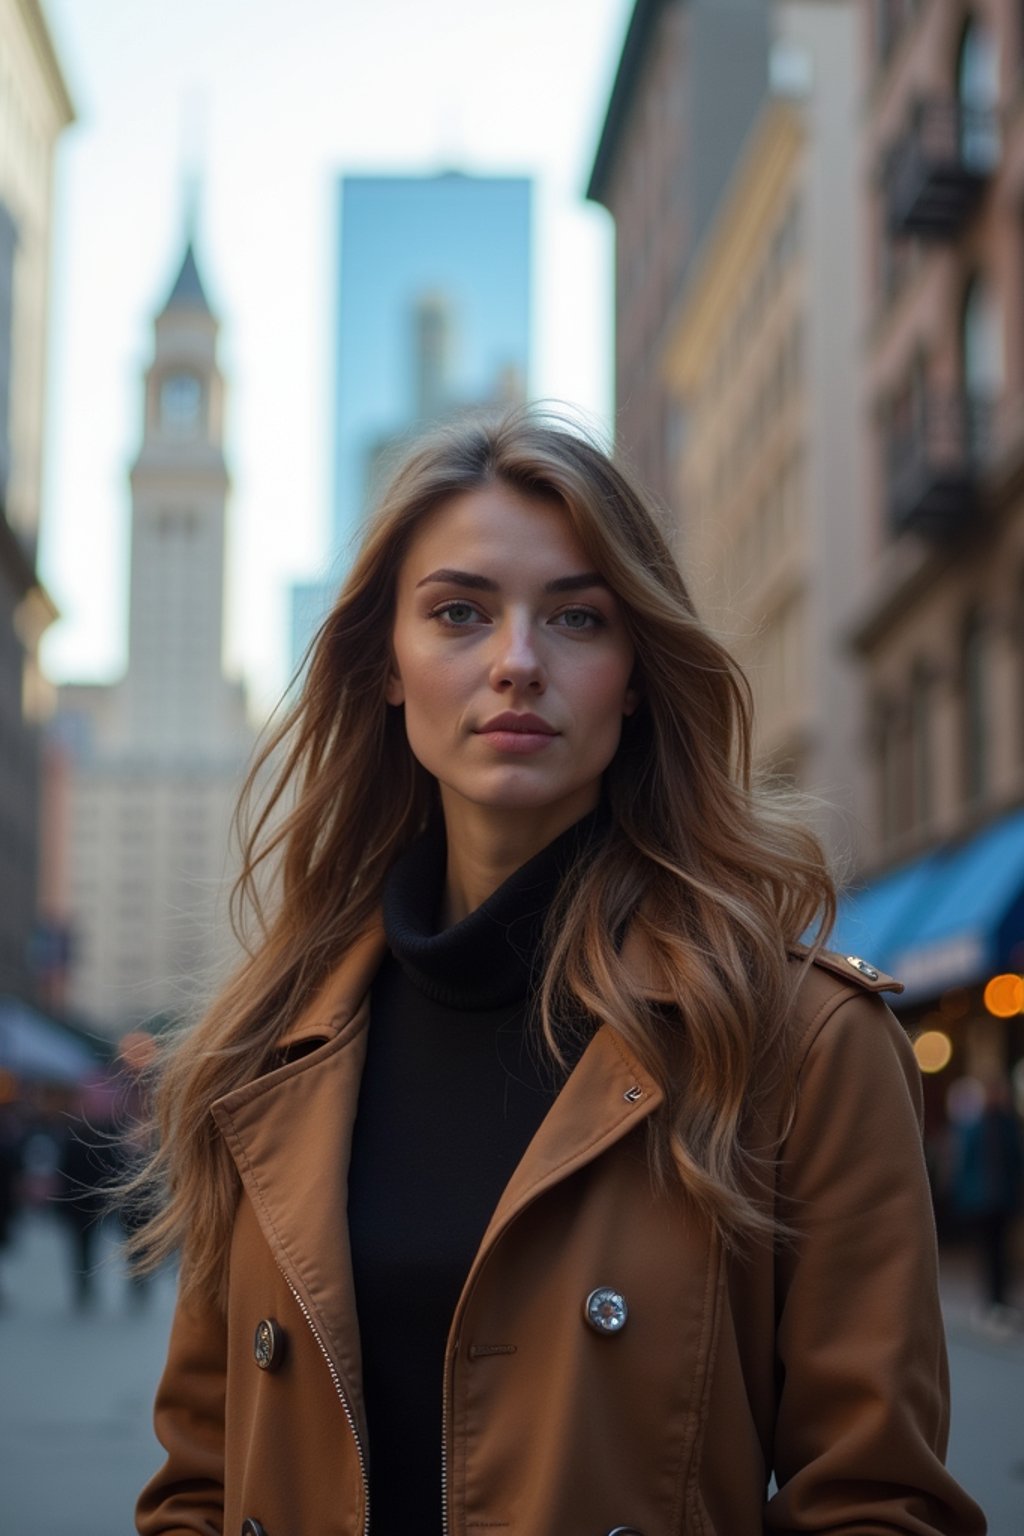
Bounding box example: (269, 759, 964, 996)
(415, 568, 608, 593)
(415, 568, 496, 591)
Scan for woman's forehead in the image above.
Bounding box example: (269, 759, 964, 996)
(399, 483, 595, 581)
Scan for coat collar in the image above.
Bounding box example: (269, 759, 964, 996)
(274, 920, 387, 1050)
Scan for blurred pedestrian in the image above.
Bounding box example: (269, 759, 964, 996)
(0, 1102, 23, 1307)
(55, 1092, 116, 1310)
(128, 411, 984, 1535)
(953, 1072, 1023, 1321)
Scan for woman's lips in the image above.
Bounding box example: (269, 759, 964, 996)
(477, 729, 557, 754)
(475, 713, 559, 754)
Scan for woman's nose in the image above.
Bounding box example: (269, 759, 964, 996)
(489, 620, 546, 692)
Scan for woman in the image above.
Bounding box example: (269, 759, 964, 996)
(133, 412, 984, 1536)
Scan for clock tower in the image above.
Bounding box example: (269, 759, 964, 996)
(121, 239, 244, 752)
(52, 233, 253, 1031)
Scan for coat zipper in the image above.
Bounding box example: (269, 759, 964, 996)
(441, 1330, 459, 1536)
(280, 1268, 370, 1536)
(441, 1354, 450, 1536)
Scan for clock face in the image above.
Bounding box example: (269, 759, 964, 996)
(160, 373, 202, 435)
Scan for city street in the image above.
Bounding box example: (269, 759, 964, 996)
(0, 1212, 177, 1536)
(0, 1211, 1022, 1535)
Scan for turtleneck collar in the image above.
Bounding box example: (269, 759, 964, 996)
(382, 806, 609, 1011)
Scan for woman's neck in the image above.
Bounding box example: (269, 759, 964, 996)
(438, 791, 600, 926)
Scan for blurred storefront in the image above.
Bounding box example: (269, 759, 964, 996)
(832, 801, 1024, 1231)
(0, 996, 101, 1088)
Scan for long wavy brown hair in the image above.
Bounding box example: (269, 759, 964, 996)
(127, 408, 834, 1307)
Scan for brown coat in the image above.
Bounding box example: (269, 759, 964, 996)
(137, 930, 986, 1536)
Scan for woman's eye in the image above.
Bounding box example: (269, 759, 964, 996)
(433, 600, 482, 626)
(555, 607, 602, 631)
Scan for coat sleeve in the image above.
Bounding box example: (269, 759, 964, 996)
(135, 1281, 227, 1536)
(765, 990, 987, 1535)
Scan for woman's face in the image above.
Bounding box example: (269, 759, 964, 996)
(387, 481, 638, 838)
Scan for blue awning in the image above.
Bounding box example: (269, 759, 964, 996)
(830, 851, 942, 977)
(0, 999, 102, 1084)
(832, 805, 1024, 1002)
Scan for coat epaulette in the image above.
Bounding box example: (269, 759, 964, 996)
(788, 945, 903, 995)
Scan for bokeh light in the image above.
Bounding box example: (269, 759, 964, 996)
(913, 1030, 953, 1074)
(982, 972, 1024, 1017)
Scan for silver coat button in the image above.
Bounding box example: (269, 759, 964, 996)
(585, 1287, 628, 1334)
(846, 955, 880, 980)
(241, 1521, 268, 1536)
(253, 1317, 285, 1371)
(606, 1528, 645, 1534)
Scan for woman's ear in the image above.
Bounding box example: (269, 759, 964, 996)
(623, 676, 641, 717)
(385, 668, 405, 707)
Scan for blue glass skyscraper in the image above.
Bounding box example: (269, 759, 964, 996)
(291, 171, 532, 672)
(334, 172, 531, 544)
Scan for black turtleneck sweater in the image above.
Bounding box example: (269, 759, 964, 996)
(346, 811, 603, 1533)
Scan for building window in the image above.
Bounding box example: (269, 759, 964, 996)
(963, 274, 1004, 394)
(962, 273, 1003, 459)
(957, 17, 1000, 172)
(160, 372, 203, 437)
(156, 507, 200, 538)
(961, 605, 987, 804)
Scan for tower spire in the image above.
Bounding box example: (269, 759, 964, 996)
(162, 241, 212, 315)
(161, 87, 211, 314)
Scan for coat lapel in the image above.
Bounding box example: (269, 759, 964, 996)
(211, 928, 387, 1425)
(476, 917, 669, 1245)
(453, 1020, 664, 1329)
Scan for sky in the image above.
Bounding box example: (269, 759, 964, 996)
(37, 0, 634, 713)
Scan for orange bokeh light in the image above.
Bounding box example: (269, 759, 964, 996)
(983, 973, 1024, 1018)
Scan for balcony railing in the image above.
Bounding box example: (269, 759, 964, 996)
(885, 99, 999, 240)
(887, 392, 991, 538)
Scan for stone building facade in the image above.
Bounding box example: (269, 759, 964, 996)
(663, 1, 865, 867)
(50, 238, 254, 1033)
